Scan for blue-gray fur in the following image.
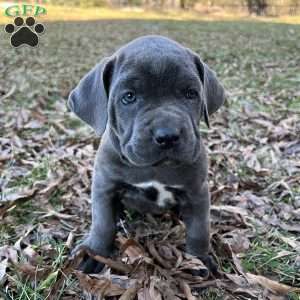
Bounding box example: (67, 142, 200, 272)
(68, 58, 112, 136)
(68, 35, 225, 274)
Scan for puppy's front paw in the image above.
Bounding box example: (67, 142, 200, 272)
(186, 255, 218, 278)
(197, 254, 218, 276)
(71, 241, 105, 274)
(80, 257, 105, 274)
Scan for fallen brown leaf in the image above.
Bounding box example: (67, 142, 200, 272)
(246, 273, 300, 295)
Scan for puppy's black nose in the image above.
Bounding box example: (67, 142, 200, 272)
(153, 128, 180, 149)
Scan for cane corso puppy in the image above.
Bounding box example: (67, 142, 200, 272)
(68, 35, 225, 274)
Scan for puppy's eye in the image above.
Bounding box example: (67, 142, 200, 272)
(121, 91, 136, 105)
(185, 89, 198, 99)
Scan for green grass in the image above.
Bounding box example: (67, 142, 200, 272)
(7, 241, 69, 300)
(9, 158, 51, 188)
(243, 230, 300, 286)
(198, 288, 226, 299)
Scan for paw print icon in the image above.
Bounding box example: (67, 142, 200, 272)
(4, 17, 45, 48)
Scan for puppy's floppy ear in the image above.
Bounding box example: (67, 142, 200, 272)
(201, 61, 225, 116)
(68, 57, 114, 136)
(201, 100, 210, 128)
(191, 52, 225, 124)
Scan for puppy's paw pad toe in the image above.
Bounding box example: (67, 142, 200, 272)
(198, 255, 219, 276)
(79, 257, 104, 274)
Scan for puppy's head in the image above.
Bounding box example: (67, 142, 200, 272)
(68, 35, 225, 167)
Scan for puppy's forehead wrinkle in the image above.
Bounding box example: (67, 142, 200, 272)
(143, 54, 189, 74)
(118, 64, 198, 94)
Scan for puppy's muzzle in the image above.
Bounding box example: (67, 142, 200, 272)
(153, 127, 181, 149)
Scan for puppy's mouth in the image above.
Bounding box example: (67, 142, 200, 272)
(152, 157, 182, 167)
(121, 142, 199, 168)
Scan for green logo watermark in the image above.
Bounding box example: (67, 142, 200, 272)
(4, 2, 47, 48)
(5, 4, 47, 17)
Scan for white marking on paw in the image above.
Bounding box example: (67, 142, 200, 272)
(134, 181, 182, 207)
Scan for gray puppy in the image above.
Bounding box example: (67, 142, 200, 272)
(69, 35, 225, 274)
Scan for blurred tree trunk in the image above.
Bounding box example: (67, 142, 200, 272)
(180, 0, 187, 9)
(256, 0, 267, 15)
(289, 0, 299, 15)
(246, 0, 267, 15)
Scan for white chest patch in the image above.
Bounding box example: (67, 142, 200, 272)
(133, 181, 182, 207)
